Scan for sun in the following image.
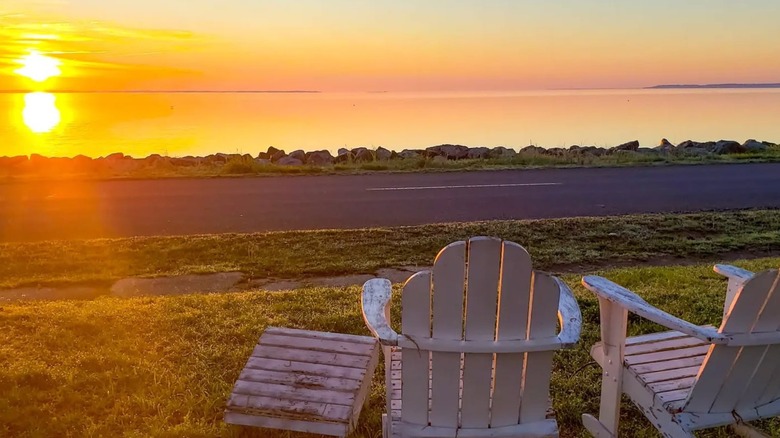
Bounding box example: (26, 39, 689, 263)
(22, 92, 61, 133)
(16, 51, 62, 82)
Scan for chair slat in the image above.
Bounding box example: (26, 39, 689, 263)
(519, 272, 560, 423)
(684, 270, 780, 413)
(490, 241, 533, 427)
(460, 237, 502, 428)
(430, 241, 467, 427)
(401, 271, 433, 426)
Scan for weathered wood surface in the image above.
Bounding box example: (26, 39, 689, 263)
(225, 326, 380, 437)
(583, 267, 780, 437)
(363, 237, 577, 437)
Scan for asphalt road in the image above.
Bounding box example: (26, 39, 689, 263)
(2, 163, 780, 242)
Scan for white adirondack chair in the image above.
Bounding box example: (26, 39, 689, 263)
(582, 264, 780, 438)
(361, 237, 582, 438)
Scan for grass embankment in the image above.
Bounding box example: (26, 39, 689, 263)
(1, 209, 779, 290)
(215, 147, 780, 177)
(3, 259, 780, 437)
(3, 146, 780, 181)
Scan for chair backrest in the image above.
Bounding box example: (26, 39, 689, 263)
(399, 237, 561, 429)
(683, 269, 780, 413)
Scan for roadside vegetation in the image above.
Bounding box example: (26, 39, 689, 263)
(2, 258, 780, 437)
(1, 209, 779, 290)
(2, 144, 780, 181)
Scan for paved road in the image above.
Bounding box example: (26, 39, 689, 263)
(2, 163, 780, 242)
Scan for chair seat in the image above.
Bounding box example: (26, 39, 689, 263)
(623, 328, 713, 412)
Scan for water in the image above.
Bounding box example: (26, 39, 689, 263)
(2, 89, 779, 158)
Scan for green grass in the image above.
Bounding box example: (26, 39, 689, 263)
(3, 145, 780, 181)
(2, 258, 780, 437)
(1, 209, 779, 290)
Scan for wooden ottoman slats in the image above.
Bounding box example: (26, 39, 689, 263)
(225, 326, 380, 437)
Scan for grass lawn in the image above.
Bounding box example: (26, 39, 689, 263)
(2, 258, 780, 437)
(1, 209, 779, 289)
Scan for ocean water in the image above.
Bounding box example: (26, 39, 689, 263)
(1, 89, 779, 158)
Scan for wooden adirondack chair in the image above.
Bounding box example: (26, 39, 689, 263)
(361, 237, 582, 437)
(582, 264, 780, 438)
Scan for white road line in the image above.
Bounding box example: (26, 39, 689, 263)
(366, 182, 562, 191)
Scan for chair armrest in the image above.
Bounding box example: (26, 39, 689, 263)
(361, 278, 399, 346)
(582, 275, 727, 344)
(714, 264, 755, 318)
(714, 264, 754, 282)
(554, 277, 582, 348)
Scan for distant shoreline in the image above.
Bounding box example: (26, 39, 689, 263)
(647, 83, 780, 89)
(0, 90, 322, 94)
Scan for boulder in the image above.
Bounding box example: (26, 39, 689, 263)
(277, 156, 303, 166)
(612, 140, 640, 152)
(637, 147, 660, 154)
(375, 147, 392, 161)
(353, 147, 374, 162)
(743, 139, 768, 152)
(0, 155, 29, 168)
(170, 157, 201, 167)
(521, 145, 546, 154)
(713, 140, 746, 155)
(656, 138, 676, 152)
(305, 150, 334, 165)
(254, 158, 271, 166)
(105, 152, 125, 161)
(568, 145, 583, 154)
(467, 147, 490, 159)
(581, 146, 607, 156)
(269, 149, 287, 163)
(288, 150, 306, 162)
(488, 146, 517, 159)
(398, 149, 421, 159)
(336, 149, 353, 163)
(544, 147, 566, 156)
(426, 144, 469, 160)
(431, 155, 449, 164)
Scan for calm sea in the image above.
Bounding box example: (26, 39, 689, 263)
(2, 89, 779, 158)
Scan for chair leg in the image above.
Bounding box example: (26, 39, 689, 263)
(584, 299, 628, 437)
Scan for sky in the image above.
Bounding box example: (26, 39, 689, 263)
(1, 0, 780, 92)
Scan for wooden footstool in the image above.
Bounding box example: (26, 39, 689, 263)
(225, 327, 380, 437)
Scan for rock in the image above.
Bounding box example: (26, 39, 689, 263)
(269, 149, 287, 162)
(466, 147, 490, 159)
(336, 149, 353, 163)
(305, 150, 334, 165)
(743, 139, 768, 152)
(208, 154, 228, 163)
(277, 156, 303, 166)
(581, 146, 607, 156)
(105, 152, 125, 161)
(713, 140, 746, 155)
(613, 140, 640, 152)
(637, 147, 659, 154)
(676, 140, 697, 149)
(0, 155, 29, 168)
(254, 158, 271, 165)
(375, 147, 392, 161)
(488, 146, 517, 158)
(568, 145, 583, 154)
(544, 147, 566, 156)
(267, 146, 281, 155)
(170, 157, 201, 167)
(521, 145, 546, 154)
(656, 138, 676, 152)
(426, 144, 469, 160)
(431, 155, 448, 164)
(398, 149, 421, 159)
(288, 149, 306, 162)
(353, 147, 374, 162)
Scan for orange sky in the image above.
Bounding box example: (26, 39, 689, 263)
(2, 1, 780, 92)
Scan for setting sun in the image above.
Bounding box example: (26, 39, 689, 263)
(15, 51, 61, 82)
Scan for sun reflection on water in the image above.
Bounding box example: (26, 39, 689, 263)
(23, 92, 61, 133)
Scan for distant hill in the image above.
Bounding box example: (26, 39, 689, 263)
(648, 83, 780, 89)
